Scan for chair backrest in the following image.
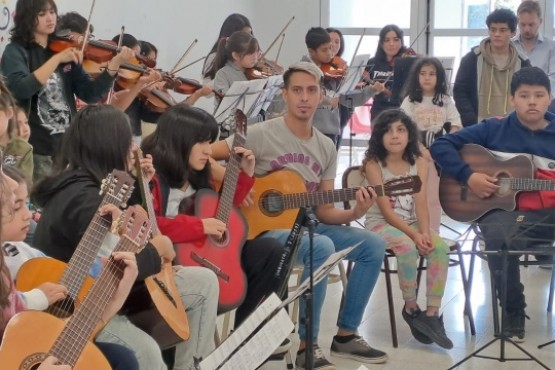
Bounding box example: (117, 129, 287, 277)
(341, 165, 368, 212)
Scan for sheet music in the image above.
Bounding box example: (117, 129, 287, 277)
(199, 293, 293, 370)
(258, 74, 284, 112)
(337, 54, 370, 95)
(281, 243, 361, 308)
(214, 79, 268, 120)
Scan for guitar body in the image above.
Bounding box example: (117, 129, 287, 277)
(126, 263, 190, 349)
(242, 170, 307, 239)
(175, 189, 247, 312)
(15, 257, 95, 316)
(439, 144, 534, 222)
(0, 311, 110, 370)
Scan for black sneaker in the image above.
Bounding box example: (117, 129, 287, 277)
(295, 345, 336, 370)
(330, 335, 388, 364)
(412, 313, 454, 349)
(402, 307, 433, 344)
(504, 310, 527, 343)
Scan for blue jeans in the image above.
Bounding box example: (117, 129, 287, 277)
(263, 223, 386, 341)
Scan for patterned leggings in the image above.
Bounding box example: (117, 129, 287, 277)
(371, 222, 449, 307)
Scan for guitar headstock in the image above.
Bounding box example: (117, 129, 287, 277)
(100, 170, 135, 208)
(114, 205, 153, 254)
(378, 175, 422, 197)
(234, 109, 247, 138)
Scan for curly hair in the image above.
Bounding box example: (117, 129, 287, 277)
(403, 57, 449, 106)
(10, 0, 58, 47)
(364, 109, 421, 168)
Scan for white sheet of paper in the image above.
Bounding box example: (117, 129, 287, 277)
(282, 243, 361, 308)
(258, 74, 284, 112)
(337, 54, 370, 95)
(199, 293, 292, 370)
(214, 79, 268, 121)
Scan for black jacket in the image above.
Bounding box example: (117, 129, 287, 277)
(33, 169, 161, 281)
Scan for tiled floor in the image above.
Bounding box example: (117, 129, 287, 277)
(256, 144, 555, 370)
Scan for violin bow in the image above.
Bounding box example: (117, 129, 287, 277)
(170, 56, 206, 75)
(274, 34, 286, 66)
(106, 25, 125, 105)
(259, 16, 295, 61)
(80, 0, 97, 55)
(335, 28, 366, 94)
(169, 39, 198, 75)
(406, 21, 431, 54)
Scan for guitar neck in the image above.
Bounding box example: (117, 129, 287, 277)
(511, 178, 555, 191)
(49, 236, 136, 366)
(135, 149, 159, 234)
(281, 185, 384, 209)
(59, 197, 114, 298)
(216, 134, 246, 223)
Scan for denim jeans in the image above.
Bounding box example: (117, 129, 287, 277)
(96, 266, 219, 370)
(263, 223, 386, 341)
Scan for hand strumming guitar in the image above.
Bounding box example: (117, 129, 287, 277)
(37, 356, 71, 370)
(201, 218, 227, 239)
(468, 172, 499, 199)
(37, 282, 68, 305)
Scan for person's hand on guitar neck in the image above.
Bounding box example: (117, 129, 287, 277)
(351, 187, 377, 220)
(467, 172, 499, 199)
(234, 146, 255, 177)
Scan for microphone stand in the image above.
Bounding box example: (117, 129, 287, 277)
(304, 207, 318, 370)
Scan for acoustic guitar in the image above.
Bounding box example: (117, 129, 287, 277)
(0, 206, 152, 370)
(125, 148, 190, 349)
(16, 170, 135, 318)
(176, 110, 248, 313)
(242, 169, 422, 239)
(439, 144, 555, 222)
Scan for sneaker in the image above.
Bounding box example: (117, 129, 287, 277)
(330, 335, 388, 364)
(401, 307, 433, 344)
(295, 345, 336, 370)
(412, 313, 454, 349)
(504, 310, 527, 343)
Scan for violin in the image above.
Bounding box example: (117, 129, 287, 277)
(169, 77, 223, 99)
(321, 56, 347, 80)
(49, 31, 157, 68)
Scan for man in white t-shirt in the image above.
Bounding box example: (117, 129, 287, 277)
(212, 62, 388, 370)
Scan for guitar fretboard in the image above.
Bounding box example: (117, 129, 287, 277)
(509, 178, 555, 191)
(279, 186, 384, 209)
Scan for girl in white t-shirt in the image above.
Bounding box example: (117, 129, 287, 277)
(401, 57, 462, 232)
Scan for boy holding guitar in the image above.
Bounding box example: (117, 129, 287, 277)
(212, 61, 388, 369)
(431, 66, 555, 342)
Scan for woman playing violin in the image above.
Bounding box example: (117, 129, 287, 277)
(111, 34, 212, 145)
(365, 24, 409, 123)
(210, 31, 260, 110)
(202, 13, 252, 83)
(0, 0, 134, 183)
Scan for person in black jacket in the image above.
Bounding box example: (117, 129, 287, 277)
(33, 104, 218, 370)
(453, 8, 531, 126)
(0, 0, 135, 183)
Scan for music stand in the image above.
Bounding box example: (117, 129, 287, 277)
(448, 220, 555, 370)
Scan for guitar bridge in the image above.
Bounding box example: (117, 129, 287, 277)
(153, 277, 178, 308)
(191, 252, 230, 282)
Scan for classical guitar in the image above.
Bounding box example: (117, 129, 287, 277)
(439, 144, 555, 222)
(16, 170, 135, 318)
(242, 169, 422, 239)
(176, 110, 248, 313)
(125, 148, 190, 349)
(0, 206, 152, 370)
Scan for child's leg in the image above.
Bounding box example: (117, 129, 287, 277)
(372, 223, 419, 307)
(424, 233, 449, 315)
(427, 163, 442, 234)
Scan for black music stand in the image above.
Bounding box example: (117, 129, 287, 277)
(448, 221, 555, 370)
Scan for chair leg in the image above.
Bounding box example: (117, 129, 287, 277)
(415, 256, 426, 298)
(548, 258, 555, 312)
(284, 350, 294, 369)
(456, 243, 476, 335)
(383, 256, 398, 348)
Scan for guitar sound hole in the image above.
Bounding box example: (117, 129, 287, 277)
(260, 192, 283, 216)
(48, 297, 76, 318)
(210, 231, 230, 246)
(495, 172, 512, 196)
